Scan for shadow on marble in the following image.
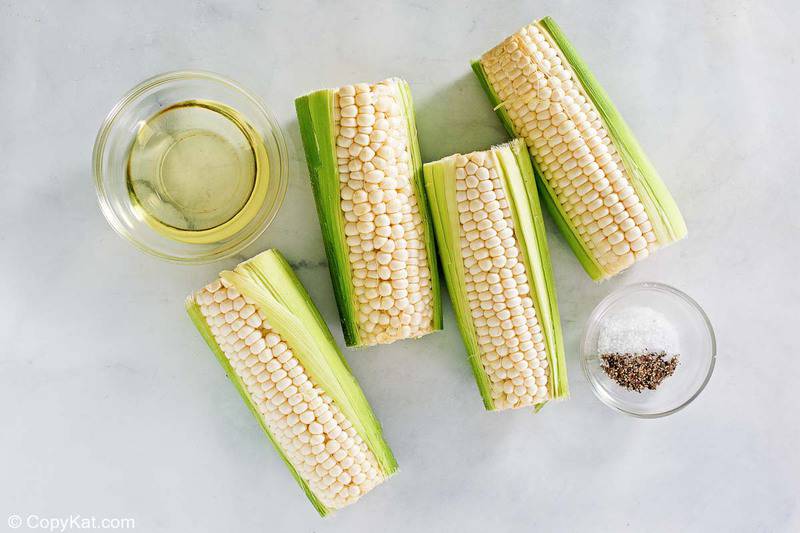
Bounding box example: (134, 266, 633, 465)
(414, 71, 509, 163)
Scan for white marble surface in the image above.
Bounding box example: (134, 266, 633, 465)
(2, 1, 798, 531)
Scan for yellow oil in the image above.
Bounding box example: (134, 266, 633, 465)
(126, 100, 269, 243)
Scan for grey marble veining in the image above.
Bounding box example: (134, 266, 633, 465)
(1, 1, 798, 531)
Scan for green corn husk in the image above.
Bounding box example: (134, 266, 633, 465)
(295, 78, 442, 347)
(424, 139, 568, 410)
(186, 249, 397, 516)
(473, 17, 687, 280)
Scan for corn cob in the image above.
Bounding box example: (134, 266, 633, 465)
(295, 78, 441, 347)
(186, 250, 397, 515)
(424, 139, 568, 410)
(472, 17, 687, 280)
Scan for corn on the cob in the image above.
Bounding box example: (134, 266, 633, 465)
(472, 17, 687, 280)
(424, 139, 568, 410)
(295, 78, 441, 347)
(186, 249, 397, 515)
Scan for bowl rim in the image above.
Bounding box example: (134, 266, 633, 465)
(580, 281, 716, 419)
(92, 69, 288, 264)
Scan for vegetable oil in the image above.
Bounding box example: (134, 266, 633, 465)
(126, 99, 269, 243)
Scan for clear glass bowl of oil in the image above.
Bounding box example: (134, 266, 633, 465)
(93, 71, 287, 263)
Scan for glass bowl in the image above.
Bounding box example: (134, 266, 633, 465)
(581, 282, 716, 418)
(93, 71, 288, 263)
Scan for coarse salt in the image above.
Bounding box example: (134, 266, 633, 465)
(597, 306, 679, 356)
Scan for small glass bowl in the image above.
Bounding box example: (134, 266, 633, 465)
(581, 282, 716, 418)
(93, 71, 288, 263)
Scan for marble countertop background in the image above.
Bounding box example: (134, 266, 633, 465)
(1, 1, 798, 531)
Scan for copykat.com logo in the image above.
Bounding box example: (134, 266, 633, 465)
(7, 514, 135, 531)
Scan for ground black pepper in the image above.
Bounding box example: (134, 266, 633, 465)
(600, 351, 679, 392)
